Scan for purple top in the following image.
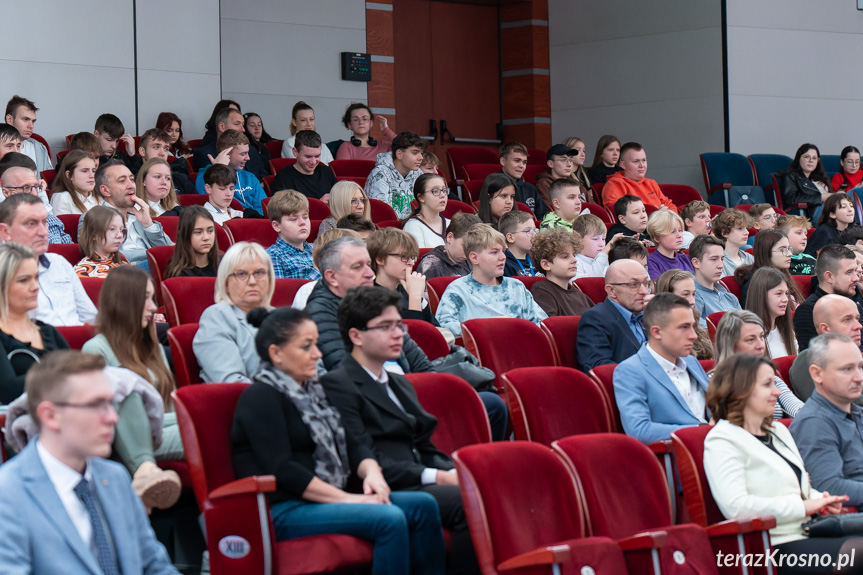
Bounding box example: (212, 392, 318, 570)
(646, 250, 695, 280)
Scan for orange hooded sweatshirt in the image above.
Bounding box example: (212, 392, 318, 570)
(602, 171, 678, 214)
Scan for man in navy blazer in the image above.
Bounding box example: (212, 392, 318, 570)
(0, 351, 177, 574)
(577, 259, 651, 371)
(614, 293, 709, 444)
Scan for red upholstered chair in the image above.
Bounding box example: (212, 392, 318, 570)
(526, 148, 545, 166)
(79, 277, 104, 307)
(792, 275, 813, 300)
(272, 278, 310, 308)
(658, 184, 703, 209)
(583, 202, 614, 226)
(573, 277, 608, 304)
(224, 219, 278, 247)
(671, 426, 777, 574)
(772, 355, 796, 388)
(41, 169, 57, 189)
(57, 214, 81, 243)
(48, 243, 83, 266)
(441, 199, 476, 218)
(522, 165, 545, 186)
(707, 311, 726, 332)
(56, 325, 97, 350)
(328, 159, 376, 178)
(162, 277, 216, 327)
(553, 434, 724, 575)
(454, 442, 634, 575)
(503, 367, 613, 445)
(167, 324, 202, 387)
(406, 373, 491, 455)
(153, 216, 179, 241)
(31, 133, 52, 161)
(0, 413, 6, 462)
(461, 318, 555, 391)
(509, 276, 544, 291)
(719, 276, 741, 301)
(446, 147, 499, 183)
(461, 163, 499, 182)
(335, 176, 366, 188)
(461, 180, 484, 204)
(589, 364, 622, 432)
(173, 384, 373, 575)
(187, 139, 203, 150)
(306, 197, 331, 220)
(368, 199, 398, 224)
(269, 157, 296, 176)
(177, 193, 244, 212)
(262, 176, 274, 197)
(402, 319, 450, 361)
(540, 316, 580, 368)
(146, 245, 175, 307)
(706, 311, 726, 342)
(426, 276, 459, 315)
(264, 140, 284, 159)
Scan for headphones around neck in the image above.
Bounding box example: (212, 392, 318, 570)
(350, 135, 377, 147)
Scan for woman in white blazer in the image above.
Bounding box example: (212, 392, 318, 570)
(704, 354, 862, 572)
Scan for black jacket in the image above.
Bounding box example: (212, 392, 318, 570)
(305, 280, 434, 372)
(320, 355, 452, 490)
(781, 170, 824, 210)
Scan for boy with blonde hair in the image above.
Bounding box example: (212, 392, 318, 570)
(266, 189, 319, 279)
(435, 223, 547, 336)
(573, 213, 620, 278)
(646, 210, 694, 279)
(540, 179, 587, 231)
(530, 228, 594, 316)
(776, 214, 816, 275)
(499, 210, 541, 277)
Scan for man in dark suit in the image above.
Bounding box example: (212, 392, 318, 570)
(0, 351, 177, 574)
(577, 258, 650, 371)
(321, 286, 479, 575)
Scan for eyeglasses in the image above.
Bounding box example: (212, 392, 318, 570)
(761, 214, 778, 221)
(844, 160, 861, 166)
(362, 321, 407, 335)
(3, 184, 43, 195)
(554, 157, 575, 164)
(350, 197, 366, 205)
(230, 269, 268, 282)
(53, 399, 116, 415)
(425, 187, 448, 197)
(801, 155, 819, 162)
(388, 253, 417, 263)
(513, 228, 539, 236)
(609, 280, 653, 292)
(772, 247, 793, 255)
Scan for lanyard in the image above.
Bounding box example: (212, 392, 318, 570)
(515, 255, 536, 276)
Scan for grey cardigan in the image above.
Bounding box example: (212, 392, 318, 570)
(193, 302, 261, 383)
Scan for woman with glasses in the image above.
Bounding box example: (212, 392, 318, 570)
(403, 173, 450, 248)
(319, 181, 372, 235)
(806, 193, 856, 256)
(781, 143, 831, 217)
(232, 306, 445, 574)
(735, 230, 803, 308)
(193, 242, 276, 383)
(82, 265, 183, 511)
(744, 267, 798, 359)
(832, 146, 863, 193)
(0, 243, 69, 405)
(335, 103, 396, 161)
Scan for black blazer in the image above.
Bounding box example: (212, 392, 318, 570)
(576, 298, 642, 372)
(320, 355, 452, 491)
(231, 381, 374, 503)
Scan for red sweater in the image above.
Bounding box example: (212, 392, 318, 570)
(831, 170, 863, 192)
(602, 171, 678, 213)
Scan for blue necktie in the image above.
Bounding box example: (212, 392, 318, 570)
(74, 478, 120, 575)
(631, 314, 646, 345)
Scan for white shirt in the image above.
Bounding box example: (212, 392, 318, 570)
(574, 252, 609, 279)
(50, 191, 101, 216)
(36, 440, 92, 547)
(33, 253, 97, 326)
(403, 217, 448, 249)
(123, 212, 161, 252)
(360, 364, 441, 485)
(204, 201, 244, 225)
(291, 280, 317, 309)
(767, 326, 797, 359)
(21, 138, 53, 174)
(646, 344, 706, 422)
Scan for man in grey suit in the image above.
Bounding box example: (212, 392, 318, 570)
(95, 159, 172, 265)
(0, 350, 178, 574)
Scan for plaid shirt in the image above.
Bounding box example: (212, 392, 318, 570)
(49, 213, 73, 244)
(266, 237, 320, 280)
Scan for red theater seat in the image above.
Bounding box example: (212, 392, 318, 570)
(540, 315, 580, 368)
(79, 277, 104, 307)
(426, 276, 459, 315)
(48, 243, 83, 266)
(57, 214, 81, 243)
(461, 318, 555, 391)
(167, 324, 202, 387)
(328, 159, 375, 178)
(574, 277, 608, 304)
(162, 277, 216, 327)
(56, 325, 97, 350)
(224, 219, 278, 246)
(402, 319, 450, 361)
(173, 384, 373, 575)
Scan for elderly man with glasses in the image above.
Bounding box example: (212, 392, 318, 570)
(1, 163, 72, 245)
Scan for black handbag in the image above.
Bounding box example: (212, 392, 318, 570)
(802, 512, 863, 537)
(430, 345, 496, 392)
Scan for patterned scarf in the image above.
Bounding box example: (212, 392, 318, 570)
(255, 363, 350, 489)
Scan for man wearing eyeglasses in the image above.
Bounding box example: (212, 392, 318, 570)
(0, 351, 179, 574)
(577, 259, 652, 371)
(321, 286, 479, 575)
(0, 162, 73, 245)
(613, 293, 708, 444)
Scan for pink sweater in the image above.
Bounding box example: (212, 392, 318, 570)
(335, 128, 396, 161)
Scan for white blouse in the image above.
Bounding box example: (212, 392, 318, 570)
(50, 191, 101, 215)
